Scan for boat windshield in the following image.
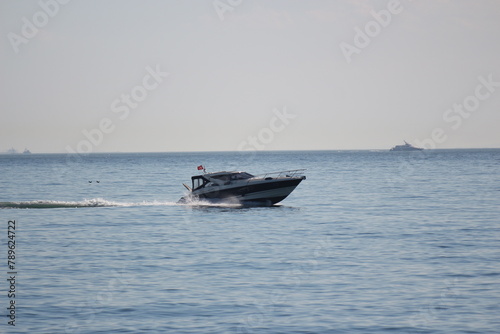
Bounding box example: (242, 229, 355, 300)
(192, 176, 208, 190)
(210, 172, 254, 182)
(231, 172, 254, 180)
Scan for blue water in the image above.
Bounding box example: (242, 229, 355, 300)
(1, 150, 499, 333)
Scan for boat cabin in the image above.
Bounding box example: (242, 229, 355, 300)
(191, 171, 254, 190)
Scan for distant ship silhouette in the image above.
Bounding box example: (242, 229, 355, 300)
(390, 141, 423, 151)
(4, 148, 32, 154)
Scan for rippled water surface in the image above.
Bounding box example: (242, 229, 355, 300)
(1, 150, 499, 333)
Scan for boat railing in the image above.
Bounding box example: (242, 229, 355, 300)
(252, 169, 306, 180)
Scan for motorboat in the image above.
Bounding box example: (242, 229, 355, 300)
(390, 141, 423, 151)
(178, 169, 306, 205)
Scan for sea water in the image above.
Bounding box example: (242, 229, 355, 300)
(0, 150, 499, 333)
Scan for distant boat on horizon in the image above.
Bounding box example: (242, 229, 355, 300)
(3, 148, 32, 154)
(390, 141, 423, 151)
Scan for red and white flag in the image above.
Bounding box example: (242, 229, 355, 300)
(197, 165, 204, 171)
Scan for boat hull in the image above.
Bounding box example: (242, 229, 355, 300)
(179, 178, 304, 205)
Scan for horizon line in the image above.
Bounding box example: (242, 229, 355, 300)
(2, 147, 500, 155)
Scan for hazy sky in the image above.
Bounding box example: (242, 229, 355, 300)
(1, 0, 500, 153)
